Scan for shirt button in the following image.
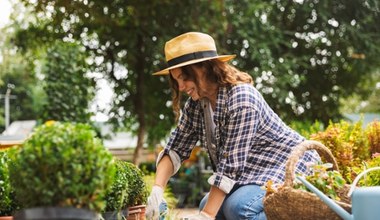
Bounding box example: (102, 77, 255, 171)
(223, 152, 228, 158)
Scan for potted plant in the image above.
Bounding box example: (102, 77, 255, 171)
(8, 121, 115, 220)
(0, 149, 20, 220)
(123, 162, 148, 220)
(102, 159, 130, 220)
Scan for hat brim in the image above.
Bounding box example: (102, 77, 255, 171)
(152, 54, 236, 76)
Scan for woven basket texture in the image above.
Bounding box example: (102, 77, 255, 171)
(263, 140, 352, 220)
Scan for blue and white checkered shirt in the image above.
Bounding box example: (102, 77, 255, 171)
(164, 83, 319, 191)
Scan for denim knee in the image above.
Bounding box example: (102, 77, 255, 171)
(198, 185, 267, 220)
(223, 185, 266, 220)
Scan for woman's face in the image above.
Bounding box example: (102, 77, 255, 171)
(170, 65, 207, 101)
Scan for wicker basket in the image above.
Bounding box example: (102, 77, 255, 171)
(263, 140, 352, 220)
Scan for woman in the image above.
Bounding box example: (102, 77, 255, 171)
(146, 32, 320, 220)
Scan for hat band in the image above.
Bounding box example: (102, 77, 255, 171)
(167, 50, 218, 67)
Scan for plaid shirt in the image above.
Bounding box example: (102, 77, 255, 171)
(164, 83, 319, 189)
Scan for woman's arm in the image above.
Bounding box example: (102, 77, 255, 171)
(202, 186, 226, 217)
(154, 155, 174, 188)
(146, 154, 175, 219)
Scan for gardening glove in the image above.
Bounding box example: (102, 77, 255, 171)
(146, 185, 164, 219)
(181, 211, 214, 220)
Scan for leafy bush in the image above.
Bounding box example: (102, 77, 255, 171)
(41, 41, 95, 123)
(122, 162, 148, 207)
(351, 120, 380, 186)
(289, 120, 324, 139)
(0, 149, 20, 216)
(311, 120, 370, 182)
(366, 120, 380, 155)
(352, 156, 380, 187)
(9, 121, 115, 212)
(103, 159, 129, 212)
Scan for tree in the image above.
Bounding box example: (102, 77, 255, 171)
(40, 41, 95, 123)
(12, 0, 226, 164)
(340, 70, 380, 113)
(223, 0, 380, 124)
(0, 25, 42, 131)
(8, 0, 380, 164)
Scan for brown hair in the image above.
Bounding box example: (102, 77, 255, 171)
(169, 59, 253, 121)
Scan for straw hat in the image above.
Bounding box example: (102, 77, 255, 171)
(153, 32, 235, 75)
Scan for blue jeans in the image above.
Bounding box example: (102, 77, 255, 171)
(199, 184, 267, 220)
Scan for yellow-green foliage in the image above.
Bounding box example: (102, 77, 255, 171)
(349, 120, 380, 187)
(289, 120, 324, 139)
(294, 163, 346, 201)
(352, 156, 380, 186)
(366, 121, 380, 155)
(311, 120, 370, 182)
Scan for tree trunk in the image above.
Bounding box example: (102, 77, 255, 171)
(132, 35, 146, 166)
(133, 120, 145, 166)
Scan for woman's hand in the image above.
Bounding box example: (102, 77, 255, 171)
(145, 185, 164, 219)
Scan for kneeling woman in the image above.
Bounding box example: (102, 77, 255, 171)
(146, 32, 320, 220)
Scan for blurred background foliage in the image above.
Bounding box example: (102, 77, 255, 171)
(0, 0, 379, 164)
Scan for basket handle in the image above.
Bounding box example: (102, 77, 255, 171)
(283, 140, 339, 187)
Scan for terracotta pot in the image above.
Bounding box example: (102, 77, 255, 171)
(127, 205, 146, 220)
(0, 216, 13, 220)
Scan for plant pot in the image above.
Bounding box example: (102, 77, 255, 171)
(0, 216, 13, 220)
(102, 209, 129, 220)
(13, 207, 98, 220)
(127, 205, 146, 220)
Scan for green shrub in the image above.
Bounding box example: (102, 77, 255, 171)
(9, 121, 115, 212)
(289, 120, 324, 139)
(0, 148, 20, 216)
(123, 162, 148, 207)
(103, 159, 129, 212)
(352, 156, 380, 187)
